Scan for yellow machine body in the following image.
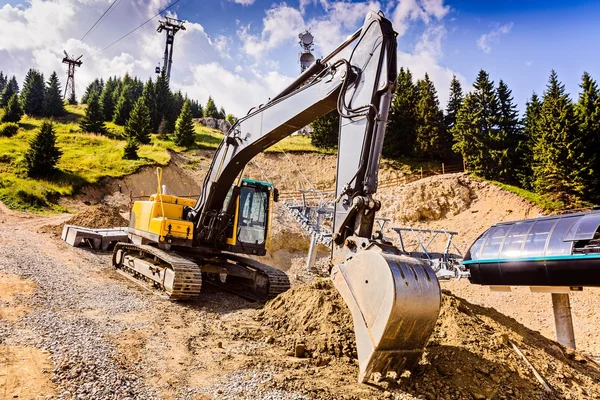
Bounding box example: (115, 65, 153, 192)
(128, 178, 275, 256)
(128, 194, 196, 247)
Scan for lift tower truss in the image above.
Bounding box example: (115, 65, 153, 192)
(157, 17, 185, 82)
(62, 51, 83, 102)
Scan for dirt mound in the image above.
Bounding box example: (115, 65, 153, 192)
(379, 173, 474, 223)
(64, 204, 129, 228)
(377, 173, 542, 253)
(260, 280, 600, 399)
(258, 280, 355, 359)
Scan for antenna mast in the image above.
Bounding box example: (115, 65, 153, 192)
(62, 51, 83, 102)
(157, 17, 186, 82)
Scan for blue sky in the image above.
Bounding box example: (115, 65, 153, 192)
(0, 0, 599, 115)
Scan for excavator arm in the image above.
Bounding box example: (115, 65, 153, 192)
(187, 11, 394, 251)
(184, 11, 441, 382)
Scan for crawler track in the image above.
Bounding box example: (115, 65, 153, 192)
(112, 243, 202, 300)
(112, 243, 290, 302)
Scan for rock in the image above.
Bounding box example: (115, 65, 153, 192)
(383, 391, 392, 398)
(315, 356, 331, 367)
(265, 336, 275, 344)
(217, 341, 223, 349)
(295, 343, 306, 358)
(194, 117, 232, 133)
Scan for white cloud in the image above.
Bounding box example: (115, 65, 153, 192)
(230, 0, 255, 5)
(477, 22, 513, 53)
(391, 0, 450, 36)
(214, 35, 233, 59)
(239, 5, 304, 58)
(398, 24, 464, 107)
(173, 62, 294, 116)
(308, 1, 380, 54)
(0, 0, 459, 122)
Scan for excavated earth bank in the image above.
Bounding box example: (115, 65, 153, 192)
(260, 280, 600, 400)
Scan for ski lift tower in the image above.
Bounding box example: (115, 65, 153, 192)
(157, 17, 186, 83)
(298, 31, 315, 73)
(62, 51, 82, 101)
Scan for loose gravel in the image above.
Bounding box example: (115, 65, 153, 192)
(0, 228, 159, 399)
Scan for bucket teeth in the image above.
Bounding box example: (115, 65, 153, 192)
(331, 245, 441, 383)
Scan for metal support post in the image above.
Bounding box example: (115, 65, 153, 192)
(157, 17, 185, 83)
(551, 293, 576, 349)
(61, 51, 82, 101)
(306, 235, 318, 273)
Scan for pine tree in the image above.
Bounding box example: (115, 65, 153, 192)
(384, 67, 417, 158)
(154, 70, 173, 132)
(414, 73, 446, 159)
(452, 93, 482, 173)
(81, 79, 104, 104)
(172, 91, 185, 117)
(141, 79, 158, 132)
(204, 96, 219, 118)
(495, 80, 522, 183)
(123, 138, 139, 160)
(519, 93, 542, 190)
(575, 72, 600, 201)
(24, 121, 62, 177)
(173, 100, 195, 147)
(125, 97, 152, 145)
(226, 114, 238, 125)
(533, 70, 588, 204)
(67, 91, 77, 105)
(99, 77, 118, 121)
(189, 99, 203, 118)
(1, 94, 23, 123)
(113, 82, 135, 125)
(457, 70, 501, 179)
(311, 111, 339, 149)
(0, 72, 6, 96)
(131, 77, 144, 101)
(44, 72, 65, 118)
(0, 76, 19, 107)
(445, 75, 464, 140)
(20, 69, 46, 117)
(79, 92, 106, 134)
(218, 106, 226, 119)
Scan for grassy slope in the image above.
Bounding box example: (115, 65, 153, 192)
(470, 176, 565, 212)
(0, 105, 323, 212)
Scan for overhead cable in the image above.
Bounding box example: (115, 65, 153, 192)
(84, 0, 185, 62)
(71, 0, 123, 52)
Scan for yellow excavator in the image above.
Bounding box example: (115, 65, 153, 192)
(112, 11, 441, 383)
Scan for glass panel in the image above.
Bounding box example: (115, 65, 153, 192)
(480, 225, 511, 259)
(237, 186, 268, 245)
(498, 221, 535, 258)
(521, 219, 557, 257)
(563, 214, 600, 241)
(546, 217, 575, 256)
(465, 231, 489, 261)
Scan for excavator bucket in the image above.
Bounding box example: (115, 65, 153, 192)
(331, 244, 441, 383)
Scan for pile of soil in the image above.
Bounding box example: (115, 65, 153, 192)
(260, 280, 600, 399)
(378, 174, 474, 223)
(377, 173, 542, 253)
(258, 280, 356, 359)
(64, 204, 129, 228)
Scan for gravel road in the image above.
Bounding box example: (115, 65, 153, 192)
(0, 211, 309, 400)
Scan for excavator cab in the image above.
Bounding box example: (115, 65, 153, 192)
(222, 178, 276, 256)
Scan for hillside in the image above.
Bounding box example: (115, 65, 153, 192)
(0, 105, 330, 212)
